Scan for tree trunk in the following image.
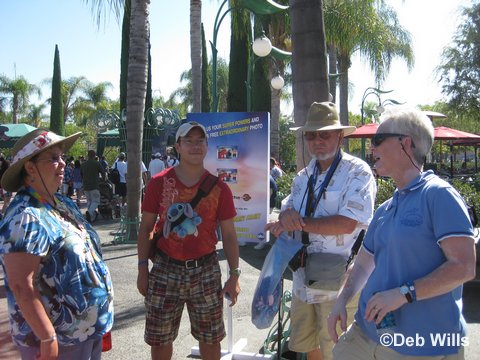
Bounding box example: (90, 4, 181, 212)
(126, 0, 150, 238)
(12, 95, 19, 125)
(227, 7, 251, 112)
(190, 0, 202, 112)
(289, 0, 329, 171)
(338, 53, 350, 152)
(328, 44, 337, 103)
(120, 0, 131, 115)
(270, 85, 281, 160)
(201, 23, 211, 112)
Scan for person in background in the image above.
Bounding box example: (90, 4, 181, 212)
(137, 121, 240, 360)
(327, 107, 476, 360)
(0, 129, 113, 360)
(61, 159, 73, 198)
(165, 147, 179, 168)
(265, 102, 376, 360)
(114, 152, 128, 206)
(81, 150, 106, 223)
(99, 156, 109, 173)
(270, 157, 285, 181)
(148, 152, 166, 179)
(73, 159, 84, 207)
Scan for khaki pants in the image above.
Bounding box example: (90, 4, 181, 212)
(333, 322, 465, 360)
(288, 294, 359, 360)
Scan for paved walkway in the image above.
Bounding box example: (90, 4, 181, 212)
(1, 203, 479, 359)
(0, 204, 286, 359)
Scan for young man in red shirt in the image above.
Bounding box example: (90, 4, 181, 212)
(137, 121, 241, 360)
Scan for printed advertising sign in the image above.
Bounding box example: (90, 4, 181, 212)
(187, 112, 270, 245)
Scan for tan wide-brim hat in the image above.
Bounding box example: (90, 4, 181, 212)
(1, 129, 82, 192)
(290, 101, 356, 136)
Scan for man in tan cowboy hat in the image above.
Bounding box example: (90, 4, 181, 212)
(266, 101, 377, 360)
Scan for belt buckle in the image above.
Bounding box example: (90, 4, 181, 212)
(185, 259, 198, 269)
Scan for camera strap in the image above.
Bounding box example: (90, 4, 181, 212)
(301, 151, 342, 245)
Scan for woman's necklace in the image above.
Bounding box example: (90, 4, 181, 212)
(26, 187, 83, 231)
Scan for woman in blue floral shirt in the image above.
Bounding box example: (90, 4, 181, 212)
(0, 129, 113, 360)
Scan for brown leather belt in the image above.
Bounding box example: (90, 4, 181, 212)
(157, 249, 216, 269)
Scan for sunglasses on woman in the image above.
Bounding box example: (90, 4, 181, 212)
(371, 133, 408, 147)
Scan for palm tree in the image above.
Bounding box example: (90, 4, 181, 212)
(289, 0, 330, 170)
(62, 76, 89, 123)
(27, 103, 48, 127)
(323, 0, 413, 131)
(0, 75, 41, 124)
(190, 0, 202, 112)
(170, 56, 230, 115)
(83, 0, 149, 227)
(125, 0, 150, 224)
(83, 81, 114, 109)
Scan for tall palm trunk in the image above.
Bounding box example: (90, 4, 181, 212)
(126, 0, 150, 232)
(289, 0, 329, 171)
(338, 52, 350, 152)
(190, 0, 202, 112)
(12, 95, 19, 124)
(270, 85, 281, 159)
(328, 44, 337, 103)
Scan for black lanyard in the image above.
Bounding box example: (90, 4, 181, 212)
(302, 151, 342, 245)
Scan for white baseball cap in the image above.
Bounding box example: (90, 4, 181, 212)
(175, 121, 207, 142)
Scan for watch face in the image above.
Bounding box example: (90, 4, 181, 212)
(230, 268, 241, 276)
(400, 285, 409, 295)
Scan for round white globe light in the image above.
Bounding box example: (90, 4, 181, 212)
(270, 75, 285, 90)
(252, 36, 272, 57)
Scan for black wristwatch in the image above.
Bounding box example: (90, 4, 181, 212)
(399, 284, 413, 303)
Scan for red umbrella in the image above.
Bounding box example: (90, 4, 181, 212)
(346, 123, 379, 138)
(434, 126, 480, 140)
(433, 127, 480, 177)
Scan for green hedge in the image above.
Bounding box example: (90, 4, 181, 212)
(276, 172, 480, 214)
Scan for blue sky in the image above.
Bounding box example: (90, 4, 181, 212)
(0, 0, 469, 115)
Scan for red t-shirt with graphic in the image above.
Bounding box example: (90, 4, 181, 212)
(142, 167, 237, 260)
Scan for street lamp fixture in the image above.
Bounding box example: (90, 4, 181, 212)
(252, 34, 272, 57)
(247, 34, 285, 111)
(359, 87, 402, 159)
(270, 74, 285, 90)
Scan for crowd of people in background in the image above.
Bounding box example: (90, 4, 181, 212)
(0, 146, 180, 223)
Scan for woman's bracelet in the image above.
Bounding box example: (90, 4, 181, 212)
(40, 334, 57, 343)
(138, 259, 149, 266)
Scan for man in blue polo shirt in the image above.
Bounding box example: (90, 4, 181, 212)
(327, 107, 476, 359)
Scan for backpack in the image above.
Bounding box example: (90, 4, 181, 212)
(108, 163, 120, 184)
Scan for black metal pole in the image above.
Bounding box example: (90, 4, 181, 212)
(277, 277, 284, 359)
